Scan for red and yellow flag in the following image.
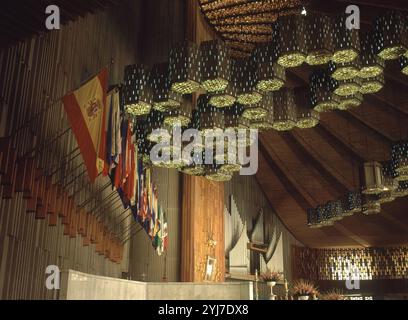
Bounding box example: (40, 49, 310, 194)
(63, 69, 108, 182)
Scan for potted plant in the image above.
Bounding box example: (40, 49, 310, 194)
(260, 270, 282, 286)
(292, 279, 319, 300)
(319, 289, 344, 301)
(260, 270, 282, 300)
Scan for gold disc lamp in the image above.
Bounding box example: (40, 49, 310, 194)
(337, 93, 363, 111)
(359, 33, 385, 79)
(391, 141, 408, 182)
(200, 40, 231, 93)
(123, 64, 152, 116)
(169, 41, 201, 94)
(271, 88, 296, 131)
(304, 13, 334, 65)
(253, 43, 286, 92)
(329, 58, 361, 81)
(309, 71, 339, 112)
(400, 56, 408, 75)
(231, 58, 262, 105)
(274, 14, 307, 68)
(294, 87, 319, 129)
(151, 63, 183, 112)
(359, 74, 385, 95)
(332, 14, 360, 63)
(374, 12, 408, 60)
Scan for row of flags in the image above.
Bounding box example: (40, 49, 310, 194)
(63, 68, 168, 254)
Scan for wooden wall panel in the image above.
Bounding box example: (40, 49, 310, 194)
(0, 0, 143, 299)
(181, 175, 225, 282)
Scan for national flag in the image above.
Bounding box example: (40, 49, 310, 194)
(63, 69, 108, 182)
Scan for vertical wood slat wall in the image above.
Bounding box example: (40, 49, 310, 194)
(0, 1, 143, 299)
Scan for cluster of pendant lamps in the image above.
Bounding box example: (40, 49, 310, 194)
(120, 10, 408, 183)
(308, 141, 408, 228)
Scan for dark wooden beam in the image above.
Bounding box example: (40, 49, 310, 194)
(338, 110, 394, 145)
(259, 138, 316, 211)
(314, 123, 365, 163)
(281, 131, 351, 194)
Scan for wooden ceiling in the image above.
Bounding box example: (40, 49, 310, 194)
(2, 0, 408, 249)
(0, 0, 121, 49)
(197, 0, 408, 248)
(252, 0, 408, 248)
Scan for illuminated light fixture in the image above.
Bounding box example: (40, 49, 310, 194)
(359, 74, 385, 95)
(209, 83, 237, 108)
(326, 200, 344, 222)
(162, 99, 192, 128)
(361, 194, 381, 215)
(169, 41, 201, 94)
(379, 162, 398, 204)
(200, 40, 231, 93)
(374, 12, 408, 60)
(400, 56, 408, 75)
(337, 93, 363, 110)
(145, 110, 165, 143)
(123, 64, 152, 116)
(392, 181, 408, 198)
(217, 149, 242, 174)
(318, 205, 334, 226)
(294, 87, 319, 128)
(301, 7, 307, 16)
(194, 95, 225, 139)
(223, 104, 245, 130)
(151, 63, 183, 112)
(273, 14, 307, 68)
(341, 191, 362, 216)
(361, 161, 384, 195)
(333, 77, 362, 97)
(250, 112, 274, 131)
(242, 92, 273, 121)
(181, 151, 205, 176)
(253, 43, 286, 92)
(309, 71, 339, 112)
(359, 33, 385, 79)
(329, 58, 361, 81)
(271, 88, 297, 131)
(152, 146, 187, 169)
(391, 141, 408, 181)
(135, 125, 153, 167)
(231, 58, 262, 105)
(205, 164, 233, 182)
(307, 208, 323, 228)
(332, 14, 360, 63)
(304, 14, 334, 65)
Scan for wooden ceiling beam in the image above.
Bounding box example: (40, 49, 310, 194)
(337, 110, 393, 145)
(314, 123, 365, 164)
(259, 138, 316, 211)
(281, 131, 352, 194)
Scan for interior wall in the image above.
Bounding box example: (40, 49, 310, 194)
(128, 168, 181, 282)
(126, 0, 186, 283)
(181, 176, 225, 282)
(0, 0, 143, 299)
(224, 175, 303, 284)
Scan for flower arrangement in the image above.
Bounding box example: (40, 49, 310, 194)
(319, 289, 345, 300)
(260, 270, 282, 283)
(292, 279, 319, 297)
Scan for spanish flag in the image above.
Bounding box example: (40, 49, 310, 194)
(63, 69, 108, 182)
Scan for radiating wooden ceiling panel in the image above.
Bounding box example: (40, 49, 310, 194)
(0, 0, 122, 49)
